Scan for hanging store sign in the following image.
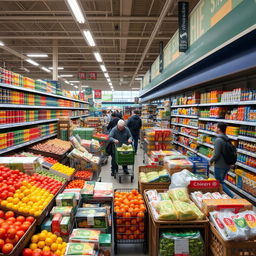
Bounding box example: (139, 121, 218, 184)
(94, 89, 102, 99)
(77, 72, 86, 80)
(88, 72, 97, 80)
(178, 1, 189, 52)
(85, 87, 92, 95)
(159, 41, 164, 73)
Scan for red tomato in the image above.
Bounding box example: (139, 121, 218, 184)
(25, 217, 35, 224)
(22, 248, 33, 256)
(23, 221, 31, 227)
(0, 219, 4, 225)
(7, 217, 15, 223)
(42, 251, 52, 256)
(5, 211, 14, 219)
(6, 235, 18, 245)
(1, 224, 9, 230)
(16, 216, 25, 223)
(2, 243, 13, 254)
(0, 211, 4, 218)
(21, 223, 30, 231)
(0, 239, 4, 249)
(0, 228, 6, 239)
(7, 228, 17, 239)
(14, 221, 22, 227)
(32, 253, 41, 256)
(16, 230, 25, 239)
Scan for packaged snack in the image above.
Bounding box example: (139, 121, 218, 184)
(75, 208, 108, 229)
(190, 203, 205, 220)
(69, 229, 101, 248)
(241, 210, 256, 238)
(93, 182, 113, 199)
(99, 234, 111, 256)
(191, 191, 204, 208)
(63, 189, 82, 201)
(230, 213, 250, 240)
(60, 217, 72, 236)
(146, 171, 160, 183)
(41, 218, 52, 232)
(168, 187, 190, 202)
(139, 172, 148, 182)
(65, 242, 95, 255)
(50, 206, 74, 218)
(222, 194, 231, 199)
(158, 193, 170, 201)
(159, 230, 204, 256)
(52, 213, 62, 236)
(155, 200, 178, 220)
(146, 190, 158, 202)
(158, 169, 170, 182)
(56, 193, 77, 207)
(81, 181, 96, 199)
(82, 203, 100, 208)
(210, 211, 229, 240)
(202, 193, 214, 200)
(173, 201, 197, 221)
(211, 192, 223, 199)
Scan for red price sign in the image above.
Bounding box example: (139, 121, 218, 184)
(89, 72, 97, 80)
(94, 89, 102, 99)
(189, 180, 220, 189)
(78, 72, 86, 80)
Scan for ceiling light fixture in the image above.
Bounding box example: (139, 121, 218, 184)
(135, 77, 143, 81)
(49, 67, 64, 70)
(67, 0, 85, 24)
(41, 67, 51, 73)
(109, 82, 112, 86)
(25, 59, 39, 66)
(93, 52, 102, 62)
(27, 54, 48, 58)
(107, 78, 111, 83)
(83, 30, 96, 47)
(74, 85, 78, 88)
(69, 81, 80, 83)
(132, 88, 140, 90)
(64, 80, 70, 84)
(81, 85, 89, 88)
(60, 74, 73, 77)
(100, 65, 106, 72)
(104, 73, 109, 78)
(0, 41, 5, 46)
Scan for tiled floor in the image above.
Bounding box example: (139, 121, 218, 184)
(101, 144, 147, 255)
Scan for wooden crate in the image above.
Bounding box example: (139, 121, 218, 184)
(138, 166, 170, 194)
(209, 222, 256, 256)
(144, 189, 209, 256)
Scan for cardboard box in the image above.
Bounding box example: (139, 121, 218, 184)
(52, 213, 62, 236)
(56, 193, 77, 207)
(60, 216, 72, 236)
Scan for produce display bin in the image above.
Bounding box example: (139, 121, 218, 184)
(0, 217, 36, 256)
(209, 222, 256, 256)
(115, 147, 135, 165)
(138, 165, 170, 194)
(144, 189, 209, 256)
(113, 189, 147, 254)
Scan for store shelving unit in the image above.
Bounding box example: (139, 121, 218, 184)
(236, 162, 256, 174)
(237, 149, 256, 158)
(178, 132, 198, 140)
(238, 135, 256, 143)
(197, 141, 214, 149)
(198, 117, 256, 126)
(0, 133, 57, 155)
(171, 123, 199, 129)
(198, 129, 238, 140)
(171, 104, 198, 108)
(171, 114, 198, 119)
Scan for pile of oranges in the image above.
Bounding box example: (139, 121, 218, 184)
(114, 189, 146, 240)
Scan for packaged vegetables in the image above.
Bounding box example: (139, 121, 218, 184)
(139, 169, 170, 183)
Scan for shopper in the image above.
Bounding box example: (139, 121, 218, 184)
(102, 110, 110, 125)
(115, 110, 122, 119)
(109, 120, 133, 176)
(107, 113, 120, 132)
(127, 110, 142, 153)
(209, 122, 237, 198)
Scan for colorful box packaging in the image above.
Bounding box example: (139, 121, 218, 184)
(65, 243, 95, 256)
(60, 216, 72, 236)
(50, 206, 74, 219)
(56, 193, 77, 207)
(51, 213, 62, 236)
(41, 218, 52, 232)
(99, 234, 111, 256)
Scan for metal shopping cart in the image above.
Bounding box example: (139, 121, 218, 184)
(114, 144, 135, 183)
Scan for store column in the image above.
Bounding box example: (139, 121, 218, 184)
(52, 39, 58, 80)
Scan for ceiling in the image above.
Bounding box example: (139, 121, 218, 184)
(0, 0, 199, 91)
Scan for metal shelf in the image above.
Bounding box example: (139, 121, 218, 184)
(171, 123, 199, 129)
(171, 104, 198, 108)
(198, 117, 256, 126)
(237, 149, 256, 158)
(197, 152, 211, 161)
(0, 119, 59, 129)
(199, 101, 256, 107)
(171, 114, 198, 119)
(178, 132, 198, 140)
(0, 133, 57, 155)
(238, 135, 256, 143)
(0, 83, 89, 104)
(225, 180, 256, 205)
(198, 129, 238, 140)
(0, 104, 86, 110)
(236, 162, 256, 174)
(198, 141, 214, 149)
(175, 142, 198, 153)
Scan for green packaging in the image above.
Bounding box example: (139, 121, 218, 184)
(50, 206, 74, 219)
(99, 234, 111, 256)
(60, 216, 72, 236)
(56, 193, 77, 207)
(65, 243, 95, 256)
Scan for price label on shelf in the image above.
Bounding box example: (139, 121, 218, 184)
(175, 238, 189, 256)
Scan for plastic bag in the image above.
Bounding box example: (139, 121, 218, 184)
(168, 187, 190, 202)
(158, 193, 170, 201)
(190, 203, 205, 220)
(155, 200, 178, 221)
(158, 169, 170, 182)
(209, 211, 229, 240)
(240, 210, 256, 238)
(159, 230, 204, 256)
(139, 172, 148, 183)
(146, 171, 160, 183)
(173, 201, 197, 221)
(170, 169, 199, 188)
(146, 190, 158, 202)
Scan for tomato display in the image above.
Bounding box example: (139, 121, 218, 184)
(66, 179, 85, 189)
(74, 171, 93, 180)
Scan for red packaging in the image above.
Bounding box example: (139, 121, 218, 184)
(51, 213, 62, 236)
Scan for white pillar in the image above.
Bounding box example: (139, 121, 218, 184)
(52, 39, 58, 80)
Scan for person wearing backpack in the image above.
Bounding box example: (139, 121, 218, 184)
(127, 110, 142, 153)
(209, 122, 237, 198)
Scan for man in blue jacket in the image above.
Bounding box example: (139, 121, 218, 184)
(127, 110, 142, 153)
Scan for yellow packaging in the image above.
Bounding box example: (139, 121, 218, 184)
(168, 187, 190, 202)
(155, 200, 178, 221)
(173, 201, 197, 221)
(190, 203, 205, 220)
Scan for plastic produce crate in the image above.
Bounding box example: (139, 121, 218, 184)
(115, 148, 135, 165)
(189, 156, 209, 177)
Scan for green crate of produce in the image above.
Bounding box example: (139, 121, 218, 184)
(73, 128, 95, 140)
(115, 145, 135, 165)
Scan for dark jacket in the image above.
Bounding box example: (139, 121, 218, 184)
(107, 117, 120, 131)
(127, 114, 142, 136)
(210, 134, 230, 169)
(116, 112, 122, 119)
(109, 126, 133, 145)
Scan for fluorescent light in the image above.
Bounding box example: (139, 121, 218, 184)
(83, 30, 96, 47)
(27, 54, 48, 58)
(135, 77, 142, 81)
(132, 88, 140, 90)
(100, 65, 106, 72)
(104, 73, 109, 78)
(60, 74, 73, 77)
(0, 41, 5, 46)
(64, 80, 70, 84)
(67, 0, 85, 24)
(93, 52, 102, 62)
(74, 85, 78, 88)
(107, 78, 111, 83)
(41, 67, 51, 73)
(70, 81, 80, 83)
(81, 85, 89, 88)
(26, 59, 39, 66)
(49, 67, 64, 70)
(109, 82, 112, 86)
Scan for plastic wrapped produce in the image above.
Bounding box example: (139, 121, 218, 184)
(159, 230, 204, 256)
(155, 200, 178, 220)
(173, 201, 198, 221)
(241, 210, 256, 238)
(190, 203, 205, 220)
(168, 187, 190, 202)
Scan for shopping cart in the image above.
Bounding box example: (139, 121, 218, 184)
(114, 144, 135, 183)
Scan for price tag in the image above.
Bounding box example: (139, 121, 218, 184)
(87, 214, 95, 226)
(175, 239, 189, 256)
